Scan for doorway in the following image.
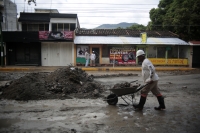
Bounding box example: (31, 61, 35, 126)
(192, 46, 200, 68)
(92, 48, 99, 65)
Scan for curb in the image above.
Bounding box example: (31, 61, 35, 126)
(81, 67, 196, 71)
(0, 67, 197, 72)
(0, 68, 30, 71)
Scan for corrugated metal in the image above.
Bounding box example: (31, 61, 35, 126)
(41, 42, 73, 66)
(189, 41, 200, 45)
(74, 36, 188, 45)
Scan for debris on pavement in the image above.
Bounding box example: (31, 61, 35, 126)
(0, 66, 105, 101)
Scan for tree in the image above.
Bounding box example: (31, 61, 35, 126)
(116, 27, 123, 29)
(27, 0, 36, 6)
(127, 24, 146, 30)
(148, 0, 200, 41)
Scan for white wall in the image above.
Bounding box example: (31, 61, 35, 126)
(2, 0, 18, 31)
(41, 42, 74, 66)
(49, 18, 77, 31)
(147, 46, 157, 58)
(50, 18, 77, 23)
(102, 57, 110, 64)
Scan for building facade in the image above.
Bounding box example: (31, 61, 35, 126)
(3, 9, 80, 66)
(0, 0, 18, 31)
(189, 41, 200, 68)
(74, 29, 190, 66)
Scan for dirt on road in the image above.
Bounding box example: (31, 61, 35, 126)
(0, 66, 106, 100)
(0, 67, 200, 133)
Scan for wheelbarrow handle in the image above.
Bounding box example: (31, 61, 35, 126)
(134, 83, 149, 93)
(129, 80, 138, 84)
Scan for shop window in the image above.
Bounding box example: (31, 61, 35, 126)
(52, 23, 57, 31)
(22, 24, 49, 31)
(39, 24, 44, 31)
(102, 45, 109, 57)
(168, 46, 178, 58)
(179, 46, 187, 58)
(27, 24, 38, 31)
(64, 23, 69, 31)
(147, 46, 156, 58)
(157, 47, 165, 58)
(51, 23, 76, 31)
(45, 24, 49, 31)
(58, 23, 63, 31)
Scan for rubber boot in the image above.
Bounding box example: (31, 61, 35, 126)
(154, 96, 166, 110)
(133, 96, 146, 110)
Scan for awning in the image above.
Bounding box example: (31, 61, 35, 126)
(189, 41, 200, 46)
(74, 36, 188, 45)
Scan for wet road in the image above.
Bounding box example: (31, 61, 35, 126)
(0, 71, 200, 133)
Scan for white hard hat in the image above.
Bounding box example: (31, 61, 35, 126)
(136, 50, 145, 57)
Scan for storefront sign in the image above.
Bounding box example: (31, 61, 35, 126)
(141, 32, 147, 44)
(110, 47, 136, 64)
(39, 31, 73, 40)
(77, 46, 89, 58)
(149, 58, 188, 65)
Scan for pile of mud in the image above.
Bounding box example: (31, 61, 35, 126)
(0, 66, 105, 101)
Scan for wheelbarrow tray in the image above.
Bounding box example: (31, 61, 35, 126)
(109, 86, 138, 96)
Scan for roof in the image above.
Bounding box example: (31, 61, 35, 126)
(189, 41, 200, 46)
(18, 12, 77, 22)
(35, 8, 59, 13)
(18, 13, 50, 22)
(50, 14, 77, 18)
(75, 29, 178, 38)
(74, 36, 188, 45)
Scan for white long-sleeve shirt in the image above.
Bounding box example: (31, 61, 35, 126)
(90, 53, 96, 60)
(142, 59, 159, 83)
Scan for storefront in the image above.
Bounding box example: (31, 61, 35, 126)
(74, 34, 189, 66)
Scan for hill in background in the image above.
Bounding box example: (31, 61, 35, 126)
(95, 22, 138, 29)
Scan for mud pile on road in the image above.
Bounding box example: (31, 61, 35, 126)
(0, 66, 105, 101)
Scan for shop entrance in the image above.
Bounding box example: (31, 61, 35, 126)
(192, 46, 200, 68)
(92, 48, 99, 65)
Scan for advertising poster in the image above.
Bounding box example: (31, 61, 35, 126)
(77, 46, 89, 58)
(110, 47, 136, 64)
(39, 31, 73, 40)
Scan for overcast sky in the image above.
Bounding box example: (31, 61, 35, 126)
(13, 0, 160, 29)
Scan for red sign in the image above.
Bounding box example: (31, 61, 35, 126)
(39, 31, 73, 40)
(110, 48, 136, 64)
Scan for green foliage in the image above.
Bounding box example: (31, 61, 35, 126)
(148, 0, 200, 41)
(28, 0, 36, 6)
(127, 24, 147, 30)
(117, 27, 123, 29)
(95, 22, 137, 29)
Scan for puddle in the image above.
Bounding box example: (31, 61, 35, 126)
(0, 118, 20, 129)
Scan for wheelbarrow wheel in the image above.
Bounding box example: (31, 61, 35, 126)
(107, 94, 118, 105)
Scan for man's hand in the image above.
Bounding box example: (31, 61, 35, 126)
(148, 80, 154, 84)
(145, 78, 153, 84)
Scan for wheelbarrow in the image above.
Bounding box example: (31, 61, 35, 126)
(106, 81, 148, 105)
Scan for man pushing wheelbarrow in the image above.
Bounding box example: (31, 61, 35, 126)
(133, 50, 166, 111)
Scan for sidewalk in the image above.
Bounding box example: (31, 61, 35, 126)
(0, 66, 197, 72)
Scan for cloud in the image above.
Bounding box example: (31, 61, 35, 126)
(14, 0, 159, 29)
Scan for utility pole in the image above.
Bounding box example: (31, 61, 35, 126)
(0, 21, 3, 67)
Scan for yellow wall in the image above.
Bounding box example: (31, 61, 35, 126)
(149, 58, 188, 65)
